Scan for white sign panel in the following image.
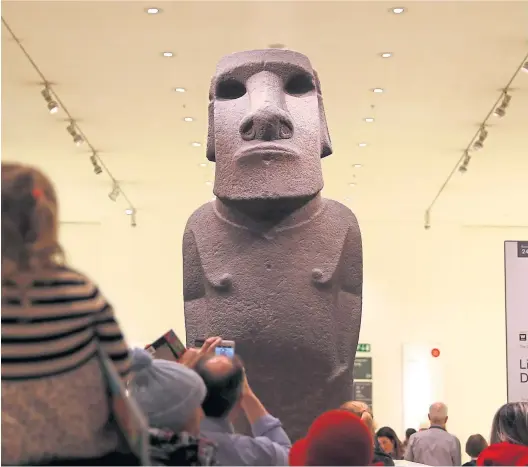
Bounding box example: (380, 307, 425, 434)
(402, 343, 445, 433)
(505, 241, 528, 402)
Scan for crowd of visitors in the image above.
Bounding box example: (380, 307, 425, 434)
(2, 161, 528, 466)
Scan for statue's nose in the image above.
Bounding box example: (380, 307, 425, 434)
(239, 106, 294, 141)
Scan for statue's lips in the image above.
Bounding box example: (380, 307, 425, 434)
(234, 144, 300, 162)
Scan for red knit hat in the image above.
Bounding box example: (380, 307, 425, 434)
(289, 410, 374, 466)
(477, 443, 528, 466)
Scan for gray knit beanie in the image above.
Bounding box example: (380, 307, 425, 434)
(129, 348, 206, 432)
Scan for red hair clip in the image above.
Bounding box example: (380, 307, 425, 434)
(32, 188, 43, 199)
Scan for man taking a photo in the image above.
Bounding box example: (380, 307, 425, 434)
(195, 354, 291, 466)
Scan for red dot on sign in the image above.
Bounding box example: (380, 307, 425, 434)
(431, 348, 440, 358)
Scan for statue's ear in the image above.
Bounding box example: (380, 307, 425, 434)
(206, 81, 216, 162)
(314, 71, 332, 158)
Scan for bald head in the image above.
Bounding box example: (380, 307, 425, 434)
(195, 354, 244, 419)
(429, 402, 449, 426)
(202, 355, 234, 375)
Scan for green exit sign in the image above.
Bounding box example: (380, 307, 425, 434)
(357, 343, 371, 353)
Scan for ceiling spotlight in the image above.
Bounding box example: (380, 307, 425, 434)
(380, 53, 393, 58)
(66, 122, 84, 146)
(349, 182, 356, 187)
(174, 87, 186, 93)
(199, 163, 207, 167)
(473, 127, 488, 151)
(372, 88, 384, 93)
(358, 143, 368, 147)
(146, 7, 161, 14)
(47, 101, 59, 114)
(184, 117, 194, 122)
(391, 7, 406, 14)
(125, 208, 137, 227)
(353, 164, 363, 168)
(493, 93, 512, 118)
(424, 210, 431, 230)
(522, 62, 528, 73)
(458, 151, 471, 173)
(90, 153, 103, 175)
(41, 86, 59, 114)
(162, 52, 174, 57)
(191, 142, 202, 147)
(205, 181, 213, 186)
(108, 182, 120, 201)
(364, 117, 375, 123)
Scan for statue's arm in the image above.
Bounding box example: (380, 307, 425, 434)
(335, 217, 363, 366)
(340, 218, 363, 296)
(183, 226, 207, 347)
(182, 227, 206, 302)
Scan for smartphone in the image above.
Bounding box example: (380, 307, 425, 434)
(195, 339, 235, 359)
(146, 329, 186, 362)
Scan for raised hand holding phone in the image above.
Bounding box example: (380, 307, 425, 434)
(179, 336, 222, 368)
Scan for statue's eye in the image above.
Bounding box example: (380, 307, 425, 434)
(285, 73, 315, 96)
(216, 79, 247, 100)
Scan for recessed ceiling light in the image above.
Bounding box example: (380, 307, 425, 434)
(125, 208, 134, 215)
(353, 164, 363, 168)
(380, 52, 393, 58)
(358, 143, 368, 147)
(391, 7, 405, 14)
(373, 88, 384, 93)
(174, 87, 186, 93)
(364, 117, 375, 123)
(199, 163, 207, 167)
(184, 117, 194, 122)
(205, 181, 213, 186)
(163, 52, 174, 57)
(191, 142, 202, 147)
(349, 183, 356, 187)
(146, 7, 161, 14)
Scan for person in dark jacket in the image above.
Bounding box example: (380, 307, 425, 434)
(149, 428, 217, 466)
(463, 434, 488, 466)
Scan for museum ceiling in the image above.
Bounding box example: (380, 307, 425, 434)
(2, 1, 527, 227)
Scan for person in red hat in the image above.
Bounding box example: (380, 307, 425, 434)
(477, 443, 528, 466)
(477, 402, 528, 466)
(289, 410, 374, 466)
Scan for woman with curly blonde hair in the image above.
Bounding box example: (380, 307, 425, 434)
(340, 401, 394, 466)
(2, 163, 133, 465)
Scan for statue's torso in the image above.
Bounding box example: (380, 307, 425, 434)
(184, 199, 362, 439)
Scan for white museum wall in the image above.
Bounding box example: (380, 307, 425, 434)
(60, 209, 527, 453)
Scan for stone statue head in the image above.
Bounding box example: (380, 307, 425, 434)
(207, 49, 332, 201)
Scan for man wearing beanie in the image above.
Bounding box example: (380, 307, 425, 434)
(128, 348, 217, 465)
(194, 355, 291, 466)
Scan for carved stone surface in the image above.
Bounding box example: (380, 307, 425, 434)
(183, 49, 362, 440)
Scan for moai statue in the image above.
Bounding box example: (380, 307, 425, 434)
(183, 49, 362, 440)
